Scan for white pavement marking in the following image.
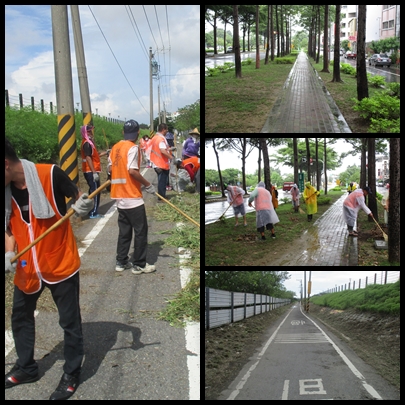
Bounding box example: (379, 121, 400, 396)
(178, 245, 200, 400)
(226, 307, 295, 400)
(300, 307, 382, 400)
(282, 380, 290, 400)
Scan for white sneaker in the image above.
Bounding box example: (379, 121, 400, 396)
(115, 261, 133, 272)
(131, 263, 156, 274)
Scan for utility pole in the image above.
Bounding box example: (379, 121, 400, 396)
(158, 84, 161, 125)
(149, 47, 153, 133)
(51, 5, 78, 185)
(70, 5, 93, 128)
(307, 271, 312, 312)
(304, 271, 307, 311)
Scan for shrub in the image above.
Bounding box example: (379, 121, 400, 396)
(368, 74, 386, 88)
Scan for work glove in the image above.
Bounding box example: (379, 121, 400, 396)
(145, 184, 156, 194)
(5, 251, 17, 274)
(93, 172, 100, 182)
(72, 193, 94, 217)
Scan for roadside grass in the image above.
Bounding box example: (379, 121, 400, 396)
(205, 190, 343, 266)
(205, 55, 298, 133)
(205, 189, 398, 267)
(308, 58, 386, 133)
(310, 280, 400, 315)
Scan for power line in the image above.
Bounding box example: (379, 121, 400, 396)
(87, 5, 149, 116)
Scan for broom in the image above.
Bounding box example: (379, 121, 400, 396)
(371, 216, 388, 242)
(216, 201, 233, 223)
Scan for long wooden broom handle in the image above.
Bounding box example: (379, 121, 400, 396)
(155, 192, 200, 228)
(11, 180, 111, 264)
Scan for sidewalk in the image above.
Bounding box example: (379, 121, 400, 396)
(277, 194, 358, 266)
(261, 51, 352, 133)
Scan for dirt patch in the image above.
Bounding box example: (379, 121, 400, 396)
(205, 304, 293, 400)
(308, 303, 400, 391)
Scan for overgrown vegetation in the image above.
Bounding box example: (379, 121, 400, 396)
(5, 106, 146, 163)
(310, 281, 400, 315)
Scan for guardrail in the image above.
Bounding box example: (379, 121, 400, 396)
(205, 287, 291, 330)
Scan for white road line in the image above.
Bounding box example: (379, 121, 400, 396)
(282, 380, 289, 400)
(178, 245, 200, 400)
(226, 307, 295, 400)
(300, 306, 382, 400)
(275, 333, 329, 343)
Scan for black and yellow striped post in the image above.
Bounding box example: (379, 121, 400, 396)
(58, 114, 79, 185)
(51, 5, 78, 186)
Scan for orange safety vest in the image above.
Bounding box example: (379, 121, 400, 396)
(81, 139, 102, 173)
(183, 156, 200, 175)
(110, 140, 142, 199)
(255, 187, 272, 210)
(149, 133, 171, 170)
(9, 164, 80, 294)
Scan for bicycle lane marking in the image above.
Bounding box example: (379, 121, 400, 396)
(224, 306, 295, 400)
(299, 306, 382, 400)
(222, 305, 382, 400)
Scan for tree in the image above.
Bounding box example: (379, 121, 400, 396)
(233, 5, 242, 78)
(255, 5, 260, 69)
(367, 138, 377, 220)
(205, 271, 291, 296)
(320, 5, 330, 73)
(208, 138, 226, 198)
(388, 138, 400, 263)
(331, 5, 343, 83)
(356, 5, 368, 100)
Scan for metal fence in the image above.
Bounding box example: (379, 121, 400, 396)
(205, 287, 291, 330)
(320, 271, 400, 294)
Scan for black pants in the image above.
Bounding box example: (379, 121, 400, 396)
(154, 168, 170, 199)
(116, 205, 148, 268)
(195, 168, 200, 193)
(11, 272, 83, 377)
(83, 172, 100, 216)
(257, 223, 274, 233)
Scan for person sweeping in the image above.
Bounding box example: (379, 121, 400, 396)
(248, 182, 279, 240)
(226, 184, 247, 226)
(303, 181, 320, 222)
(342, 186, 373, 237)
(5, 137, 94, 400)
(290, 183, 300, 213)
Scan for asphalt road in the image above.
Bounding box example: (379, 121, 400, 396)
(5, 166, 200, 400)
(218, 304, 399, 400)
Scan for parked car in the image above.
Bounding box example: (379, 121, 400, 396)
(368, 53, 391, 68)
(226, 46, 233, 54)
(282, 182, 295, 192)
(344, 51, 356, 59)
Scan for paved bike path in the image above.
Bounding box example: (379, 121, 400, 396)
(218, 305, 399, 400)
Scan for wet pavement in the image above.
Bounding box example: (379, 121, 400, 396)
(275, 193, 358, 266)
(261, 51, 352, 133)
(205, 191, 290, 225)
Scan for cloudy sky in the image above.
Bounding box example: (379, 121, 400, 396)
(5, 5, 200, 128)
(284, 270, 400, 298)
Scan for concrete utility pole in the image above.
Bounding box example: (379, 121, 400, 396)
(70, 5, 93, 128)
(149, 47, 154, 133)
(51, 5, 78, 185)
(307, 271, 312, 312)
